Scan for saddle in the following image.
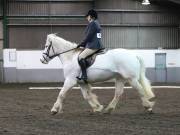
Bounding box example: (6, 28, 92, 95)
(84, 49, 107, 68)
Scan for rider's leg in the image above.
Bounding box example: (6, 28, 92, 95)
(77, 59, 87, 81)
(78, 48, 98, 81)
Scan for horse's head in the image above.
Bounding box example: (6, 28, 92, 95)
(40, 34, 79, 64)
(40, 34, 56, 64)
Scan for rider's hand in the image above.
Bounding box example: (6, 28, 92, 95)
(77, 41, 86, 48)
(77, 44, 81, 48)
(77, 44, 82, 48)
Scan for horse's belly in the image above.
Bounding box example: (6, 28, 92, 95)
(87, 68, 118, 83)
(90, 56, 118, 73)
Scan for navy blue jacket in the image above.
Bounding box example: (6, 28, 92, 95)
(80, 20, 104, 49)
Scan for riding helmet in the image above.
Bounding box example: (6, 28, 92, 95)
(85, 9, 98, 19)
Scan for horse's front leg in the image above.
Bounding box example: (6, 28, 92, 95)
(51, 78, 77, 115)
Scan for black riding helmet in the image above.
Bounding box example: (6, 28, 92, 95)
(85, 9, 98, 19)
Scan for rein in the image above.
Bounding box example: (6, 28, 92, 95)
(43, 41, 77, 59)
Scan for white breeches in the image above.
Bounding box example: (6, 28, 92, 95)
(79, 48, 98, 59)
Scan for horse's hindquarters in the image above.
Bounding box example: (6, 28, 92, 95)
(87, 68, 118, 83)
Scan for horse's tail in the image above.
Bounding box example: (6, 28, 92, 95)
(137, 56, 155, 100)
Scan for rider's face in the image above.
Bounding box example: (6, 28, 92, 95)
(86, 15, 92, 22)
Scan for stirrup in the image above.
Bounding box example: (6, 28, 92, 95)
(76, 77, 88, 83)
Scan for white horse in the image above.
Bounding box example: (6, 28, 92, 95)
(40, 34, 155, 115)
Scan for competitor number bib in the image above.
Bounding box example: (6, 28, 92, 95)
(97, 33, 101, 39)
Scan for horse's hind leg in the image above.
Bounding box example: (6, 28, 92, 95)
(129, 78, 155, 113)
(104, 78, 124, 114)
(80, 83, 103, 113)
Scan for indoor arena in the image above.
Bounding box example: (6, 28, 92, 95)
(0, 0, 180, 135)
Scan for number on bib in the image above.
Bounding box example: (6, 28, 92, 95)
(97, 33, 101, 38)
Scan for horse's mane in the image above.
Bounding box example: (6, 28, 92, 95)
(48, 34, 82, 53)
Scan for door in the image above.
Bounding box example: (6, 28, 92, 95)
(155, 53, 167, 83)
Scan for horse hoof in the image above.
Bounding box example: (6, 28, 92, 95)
(93, 111, 102, 115)
(103, 108, 114, 115)
(144, 107, 154, 114)
(93, 105, 104, 113)
(147, 109, 154, 114)
(51, 110, 58, 115)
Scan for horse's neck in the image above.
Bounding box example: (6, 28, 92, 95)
(53, 37, 79, 64)
(55, 42, 81, 65)
(59, 50, 80, 65)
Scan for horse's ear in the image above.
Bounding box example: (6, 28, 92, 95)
(47, 34, 54, 41)
(46, 35, 52, 44)
(47, 34, 51, 39)
(50, 40, 52, 45)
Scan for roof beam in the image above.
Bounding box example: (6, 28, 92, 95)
(168, 0, 180, 4)
(152, 0, 180, 4)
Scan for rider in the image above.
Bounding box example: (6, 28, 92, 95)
(77, 9, 104, 82)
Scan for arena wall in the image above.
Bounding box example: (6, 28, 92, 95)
(5, 0, 180, 49)
(3, 49, 180, 83)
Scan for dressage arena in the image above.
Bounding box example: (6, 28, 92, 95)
(0, 83, 180, 135)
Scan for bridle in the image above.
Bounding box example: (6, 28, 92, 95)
(43, 41, 77, 59)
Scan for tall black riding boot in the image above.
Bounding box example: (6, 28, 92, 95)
(77, 59, 87, 82)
